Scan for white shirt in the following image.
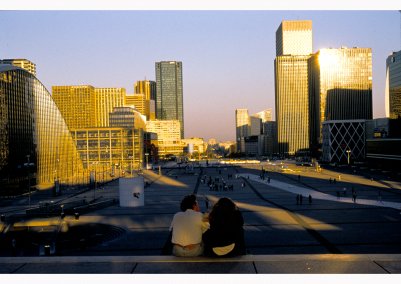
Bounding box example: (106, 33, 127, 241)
(170, 209, 209, 246)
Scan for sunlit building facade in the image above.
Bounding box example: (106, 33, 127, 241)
(155, 61, 184, 138)
(0, 65, 85, 193)
(386, 50, 401, 119)
(275, 56, 311, 156)
(95, 88, 126, 127)
(275, 20, 312, 156)
(182, 137, 206, 155)
(109, 106, 146, 130)
(309, 47, 373, 147)
(52, 85, 97, 129)
(276, 20, 312, 56)
(71, 127, 144, 175)
(254, 108, 273, 123)
(146, 120, 184, 158)
(0, 59, 37, 76)
(235, 109, 249, 152)
(134, 80, 156, 101)
(52, 85, 125, 128)
(125, 93, 150, 120)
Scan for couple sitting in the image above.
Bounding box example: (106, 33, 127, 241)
(169, 194, 246, 257)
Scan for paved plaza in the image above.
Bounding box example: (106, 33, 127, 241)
(1, 161, 401, 273)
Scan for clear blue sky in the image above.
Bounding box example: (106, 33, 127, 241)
(1, 10, 400, 142)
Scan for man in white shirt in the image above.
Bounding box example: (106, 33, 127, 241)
(170, 194, 209, 257)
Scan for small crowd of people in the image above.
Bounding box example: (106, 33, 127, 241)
(167, 194, 246, 257)
(201, 175, 234, 192)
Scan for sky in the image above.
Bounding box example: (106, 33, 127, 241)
(1, 7, 401, 142)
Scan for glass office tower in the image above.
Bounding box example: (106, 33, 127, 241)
(386, 50, 401, 119)
(155, 61, 184, 138)
(0, 65, 85, 193)
(275, 20, 312, 156)
(309, 47, 373, 146)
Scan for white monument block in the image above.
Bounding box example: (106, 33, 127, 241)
(119, 176, 145, 207)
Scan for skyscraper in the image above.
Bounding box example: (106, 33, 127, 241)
(309, 47, 373, 146)
(235, 109, 249, 152)
(386, 50, 401, 119)
(276, 20, 312, 56)
(275, 20, 312, 156)
(155, 61, 184, 138)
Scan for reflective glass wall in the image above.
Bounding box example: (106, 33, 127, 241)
(0, 66, 85, 193)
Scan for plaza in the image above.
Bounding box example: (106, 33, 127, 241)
(1, 161, 401, 273)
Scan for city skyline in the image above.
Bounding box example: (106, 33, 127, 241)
(1, 10, 400, 141)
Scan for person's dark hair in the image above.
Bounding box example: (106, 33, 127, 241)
(209, 197, 239, 226)
(180, 194, 197, 211)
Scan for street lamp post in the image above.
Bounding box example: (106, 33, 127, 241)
(346, 149, 351, 165)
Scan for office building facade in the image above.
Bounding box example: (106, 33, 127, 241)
(0, 58, 37, 76)
(321, 120, 366, 164)
(71, 127, 144, 175)
(0, 65, 85, 193)
(95, 88, 126, 127)
(146, 120, 184, 158)
(275, 20, 312, 156)
(125, 93, 150, 120)
(134, 80, 156, 101)
(276, 20, 312, 56)
(155, 61, 184, 138)
(52, 85, 125, 129)
(309, 47, 373, 147)
(386, 50, 401, 119)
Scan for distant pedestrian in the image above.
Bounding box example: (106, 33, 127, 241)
(296, 194, 300, 205)
(308, 194, 312, 204)
(299, 194, 303, 205)
(329, 178, 332, 184)
(336, 191, 340, 199)
(11, 238, 17, 256)
(352, 192, 357, 203)
(333, 179, 336, 184)
(267, 177, 271, 183)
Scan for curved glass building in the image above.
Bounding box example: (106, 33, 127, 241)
(0, 65, 85, 193)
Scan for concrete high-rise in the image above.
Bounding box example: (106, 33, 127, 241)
(155, 61, 184, 138)
(386, 50, 401, 119)
(275, 20, 312, 156)
(309, 47, 373, 147)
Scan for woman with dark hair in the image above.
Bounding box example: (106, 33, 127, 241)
(202, 197, 246, 257)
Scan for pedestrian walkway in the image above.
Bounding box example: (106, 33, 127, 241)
(2, 253, 401, 273)
(237, 173, 401, 211)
